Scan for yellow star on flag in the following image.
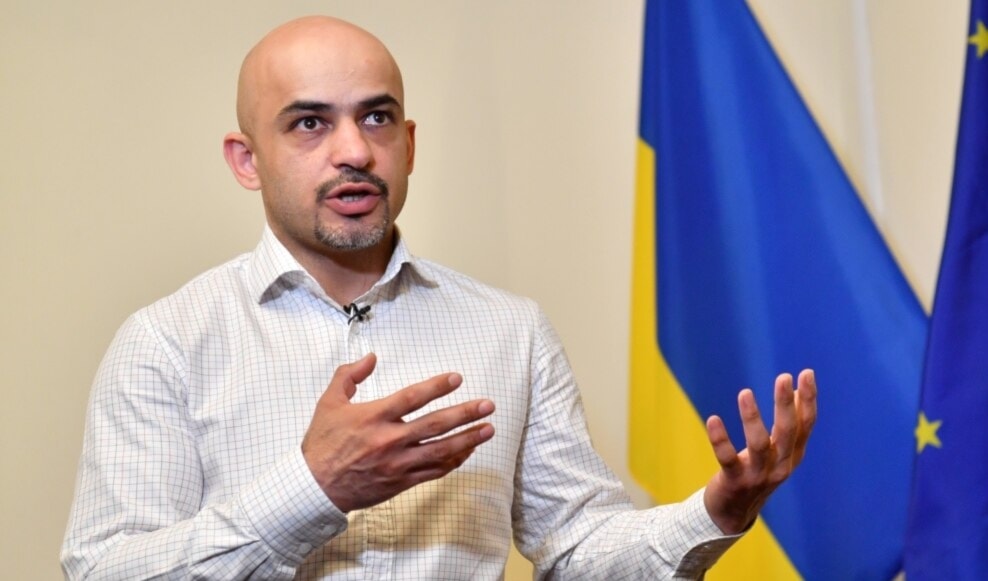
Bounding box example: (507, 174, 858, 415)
(970, 20, 988, 58)
(915, 411, 943, 453)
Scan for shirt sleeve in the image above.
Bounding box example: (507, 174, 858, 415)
(511, 308, 742, 579)
(60, 315, 349, 580)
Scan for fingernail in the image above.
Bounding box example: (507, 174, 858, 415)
(448, 373, 462, 387)
(479, 425, 495, 439)
(478, 400, 495, 415)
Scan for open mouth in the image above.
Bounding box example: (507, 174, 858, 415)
(324, 183, 382, 216)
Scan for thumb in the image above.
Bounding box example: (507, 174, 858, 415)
(328, 352, 377, 402)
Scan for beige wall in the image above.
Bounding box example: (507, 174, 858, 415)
(0, 1, 966, 579)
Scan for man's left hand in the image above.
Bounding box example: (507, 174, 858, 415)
(702, 369, 818, 534)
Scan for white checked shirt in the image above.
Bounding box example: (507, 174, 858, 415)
(62, 227, 738, 580)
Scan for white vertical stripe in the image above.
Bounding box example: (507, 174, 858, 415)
(851, 0, 886, 220)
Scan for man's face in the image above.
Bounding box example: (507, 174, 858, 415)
(239, 25, 415, 260)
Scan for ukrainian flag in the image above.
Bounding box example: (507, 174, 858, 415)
(904, 1, 988, 578)
(629, 1, 928, 578)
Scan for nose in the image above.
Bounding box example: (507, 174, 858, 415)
(329, 119, 372, 170)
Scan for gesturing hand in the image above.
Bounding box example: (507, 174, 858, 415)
(703, 370, 817, 535)
(301, 353, 496, 513)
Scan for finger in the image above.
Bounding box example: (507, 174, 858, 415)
(403, 446, 480, 488)
(406, 422, 496, 474)
(792, 369, 818, 462)
(705, 415, 741, 476)
(796, 369, 818, 426)
(738, 388, 771, 473)
(770, 373, 797, 463)
(379, 372, 464, 419)
(405, 399, 496, 443)
(324, 353, 378, 403)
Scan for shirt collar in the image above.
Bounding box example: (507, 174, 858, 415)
(246, 225, 432, 305)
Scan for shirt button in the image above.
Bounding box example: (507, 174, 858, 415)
(322, 525, 333, 534)
(299, 542, 312, 554)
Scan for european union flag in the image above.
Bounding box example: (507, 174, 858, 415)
(904, 1, 988, 577)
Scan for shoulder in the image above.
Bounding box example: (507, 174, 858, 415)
(401, 257, 565, 355)
(409, 257, 543, 317)
(133, 252, 253, 331)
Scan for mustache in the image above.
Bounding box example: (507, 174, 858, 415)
(316, 168, 390, 203)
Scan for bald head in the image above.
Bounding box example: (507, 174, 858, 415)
(236, 16, 404, 137)
(222, 14, 416, 276)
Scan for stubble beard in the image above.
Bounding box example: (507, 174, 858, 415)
(314, 169, 392, 251)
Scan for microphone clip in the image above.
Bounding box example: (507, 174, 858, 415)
(344, 302, 371, 324)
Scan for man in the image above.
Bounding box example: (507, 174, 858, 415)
(62, 16, 816, 580)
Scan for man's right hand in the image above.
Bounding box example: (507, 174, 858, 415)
(301, 353, 496, 513)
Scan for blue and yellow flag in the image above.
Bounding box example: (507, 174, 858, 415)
(629, 1, 928, 578)
(904, 2, 988, 578)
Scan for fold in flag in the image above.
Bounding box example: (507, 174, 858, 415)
(904, 1, 988, 577)
(629, 1, 927, 578)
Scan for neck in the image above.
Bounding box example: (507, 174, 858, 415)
(311, 247, 392, 305)
(277, 229, 396, 306)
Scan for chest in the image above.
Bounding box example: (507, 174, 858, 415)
(180, 294, 534, 503)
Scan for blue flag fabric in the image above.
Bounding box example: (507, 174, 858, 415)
(904, 2, 988, 578)
(637, 1, 928, 578)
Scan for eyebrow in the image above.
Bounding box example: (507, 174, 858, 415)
(276, 94, 402, 119)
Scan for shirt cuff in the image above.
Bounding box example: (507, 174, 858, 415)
(238, 446, 348, 565)
(671, 488, 745, 577)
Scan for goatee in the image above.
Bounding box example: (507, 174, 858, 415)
(314, 168, 391, 251)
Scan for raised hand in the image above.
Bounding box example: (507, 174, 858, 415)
(301, 353, 496, 512)
(702, 370, 817, 534)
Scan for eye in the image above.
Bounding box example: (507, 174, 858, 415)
(294, 116, 325, 132)
(363, 111, 392, 127)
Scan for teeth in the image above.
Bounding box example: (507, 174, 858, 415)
(340, 193, 366, 202)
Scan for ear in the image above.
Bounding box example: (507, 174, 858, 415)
(404, 120, 416, 175)
(223, 132, 261, 190)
